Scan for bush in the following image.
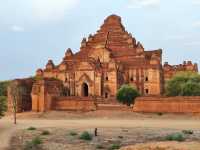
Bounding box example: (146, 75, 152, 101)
(116, 84, 140, 106)
(165, 133, 185, 142)
(166, 72, 200, 96)
(182, 130, 193, 135)
(0, 81, 10, 96)
(79, 131, 92, 141)
(118, 135, 123, 139)
(41, 130, 50, 135)
(96, 144, 104, 149)
(23, 136, 42, 150)
(108, 143, 121, 150)
(69, 131, 78, 136)
(0, 96, 7, 118)
(27, 127, 37, 131)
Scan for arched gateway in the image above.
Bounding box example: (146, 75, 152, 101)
(82, 82, 89, 97)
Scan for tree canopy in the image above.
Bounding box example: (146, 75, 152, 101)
(116, 84, 140, 106)
(0, 96, 6, 118)
(0, 81, 10, 96)
(165, 72, 200, 96)
(0, 81, 10, 118)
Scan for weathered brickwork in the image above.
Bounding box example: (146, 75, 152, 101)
(31, 79, 63, 112)
(7, 78, 34, 113)
(36, 15, 165, 98)
(52, 96, 96, 111)
(133, 96, 200, 113)
(163, 61, 198, 82)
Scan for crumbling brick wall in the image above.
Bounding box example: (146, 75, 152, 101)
(31, 78, 63, 112)
(7, 78, 34, 113)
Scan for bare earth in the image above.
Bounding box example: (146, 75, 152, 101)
(1, 111, 200, 150)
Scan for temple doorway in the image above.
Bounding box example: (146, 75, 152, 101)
(82, 82, 89, 97)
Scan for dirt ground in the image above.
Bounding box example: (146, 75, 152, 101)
(9, 127, 200, 150)
(1, 111, 200, 150)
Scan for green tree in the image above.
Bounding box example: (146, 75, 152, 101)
(116, 84, 140, 106)
(0, 81, 10, 96)
(166, 72, 200, 96)
(0, 96, 7, 118)
(0, 80, 10, 118)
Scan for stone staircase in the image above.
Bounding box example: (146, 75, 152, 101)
(97, 104, 132, 111)
(96, 97, 132, 111)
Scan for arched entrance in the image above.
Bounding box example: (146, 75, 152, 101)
(82, 82, 89, 97)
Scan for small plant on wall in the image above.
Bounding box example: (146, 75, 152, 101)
(116, 84, 140, 106)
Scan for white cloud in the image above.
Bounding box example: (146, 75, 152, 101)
(0, 0, 79, 24)
(192, 21, 200, 28)
(165, 35, 186, 40)
(184, 41, 200, 46)
(128, 0, 160, 9)
(29, 0, 79, 21)
(11, 25, 24, 32)
(192, 0, 200, 5)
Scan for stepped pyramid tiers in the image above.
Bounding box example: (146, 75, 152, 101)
(34, 14, 198, 101)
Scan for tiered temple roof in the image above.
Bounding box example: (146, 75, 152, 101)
(62, 14, 162, 66)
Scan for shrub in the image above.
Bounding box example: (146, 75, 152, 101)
(96, 144, 104, 149)
(116, 84, 140, 106)
(79, 131, 92, 141)
(69, 131, 78, 136)
(0, 81, 10, 96)
(166, 72, 200, 96)
(108, 143, 121, 150)
(41, 130, 50, 135)
(32, 136, 42, 145)
(165, 133, 185, 142)
(118, 136, 123, 139)
(23, 136, 42, 150)
(27, 127, 37, 131)
(182, 130, 193, 135)
(0, 96, 7, 118)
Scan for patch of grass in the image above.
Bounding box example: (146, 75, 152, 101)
(23, 136, 42, 150)
(79, 131, 92, 141)
(182, 130, 193, 135)
(69, 131, 78, 136)
(108, 143, 120, 150)
(41, 130, 50, 135)
(27, 127, 36, 131)
(96, 144, 104, 149)
(165, 133, 185, 142)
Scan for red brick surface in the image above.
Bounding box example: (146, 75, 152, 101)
(133, 96, 200, 113)
(52, 96, 96, 111)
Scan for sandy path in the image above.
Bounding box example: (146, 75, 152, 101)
(1, 116, 200, 150)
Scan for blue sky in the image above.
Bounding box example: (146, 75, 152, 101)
(0, 0, 200, 81)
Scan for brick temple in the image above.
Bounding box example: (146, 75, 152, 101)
(7, 15, 198, 112)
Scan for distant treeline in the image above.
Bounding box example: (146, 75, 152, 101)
(0, 80, 10, 116)
(0, 80, 11, 96)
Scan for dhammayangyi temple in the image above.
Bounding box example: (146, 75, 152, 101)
(7, 15, 198, 113)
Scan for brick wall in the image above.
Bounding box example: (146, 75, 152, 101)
(52, 96, 97, 111)
(7, 78, 34, 113)
(133, 96, 200, 113)
(31, 79, 63, 112)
